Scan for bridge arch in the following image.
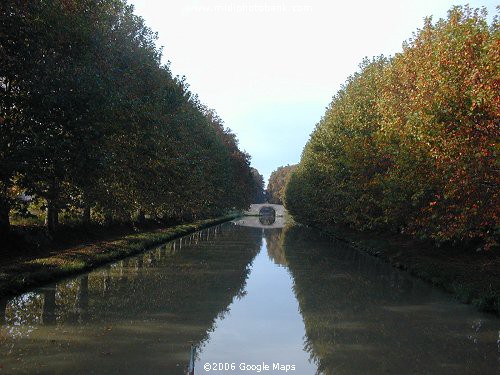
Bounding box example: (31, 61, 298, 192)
(243, 204, 286, 217)
(259, 206, 276, 216)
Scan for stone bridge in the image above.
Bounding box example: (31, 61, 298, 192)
(243, 203, 286, 217)
(233, 216, 286, 229)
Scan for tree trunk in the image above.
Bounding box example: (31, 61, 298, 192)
(136, 209, 145, 225)
(45, 199, 59, 235)
(104, 211, 113, 226)
(0, 196, 10, 236)
(0, 297, 7, 324)
(82, 204, 91, 225)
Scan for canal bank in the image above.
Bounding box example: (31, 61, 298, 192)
(310, 223, 500, 315)
(0, 214, 239, 299)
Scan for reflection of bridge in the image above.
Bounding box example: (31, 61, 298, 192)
(233, 216, 286, 229)
(243, 204, 286, 217)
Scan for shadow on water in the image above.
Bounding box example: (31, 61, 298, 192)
(0, 223, 262, 375)
(282, 225, 500, 375)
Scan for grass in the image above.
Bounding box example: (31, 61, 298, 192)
(0, 214, 240, 299)
(314, 223, 500, 315)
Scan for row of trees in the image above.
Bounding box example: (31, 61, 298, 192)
(0, 0, 261, 235)
(267, 165, 296, 204)
(285, 6, 499, 249)
(250, 168, 267, 204)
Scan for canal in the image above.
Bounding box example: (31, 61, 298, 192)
(0, 219, 498, 374)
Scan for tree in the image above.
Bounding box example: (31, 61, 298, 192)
(267, 165, 296, 204)
(285, 6, 499, 249)
(1, 0, 259, 235)
(250, 168, 266, 204)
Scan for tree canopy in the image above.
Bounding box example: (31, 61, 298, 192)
(267, 165, 296, 205)
(285, 6, 499, 249)
(0, 0, 260, 235)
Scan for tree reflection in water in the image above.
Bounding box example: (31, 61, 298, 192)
(265, 228, 287, 267)
(1, 223, 498, 375)
(282, 225, 500, 375)
(0, 223, 262, 375)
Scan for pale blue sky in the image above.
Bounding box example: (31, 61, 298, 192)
(129, 0, 497, 182)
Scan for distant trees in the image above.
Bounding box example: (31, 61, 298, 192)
(285, 6, 499, 249)
(250, 168, 266, 203)
(0, 0, 258, 235)
(267, 165, 296, 204)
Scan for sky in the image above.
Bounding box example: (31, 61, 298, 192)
(129, 0, 497, 183)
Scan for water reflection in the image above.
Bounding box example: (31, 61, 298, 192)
(282, 225, 500, 375)
(0, 223, 498, 375)
(259, 215, 276, 226)
(195, 235, 317, 374)
(265, 228, 287, 267)
(233, 216, 285, 229)
(0, 224, 262, 374)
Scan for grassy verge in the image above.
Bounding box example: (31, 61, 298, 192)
(0, 214, 239, 299)
(314, 223, 499, 315)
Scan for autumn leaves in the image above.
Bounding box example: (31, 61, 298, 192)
(285, 6, 498, 249)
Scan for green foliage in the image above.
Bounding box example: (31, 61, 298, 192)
(285, 6, 499, 249)
(0, 0, 258, 234)
(250, 167, 266, 203)
(267, 164, 296, 204)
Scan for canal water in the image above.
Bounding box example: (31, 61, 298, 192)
(0, 219, 498, 374)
